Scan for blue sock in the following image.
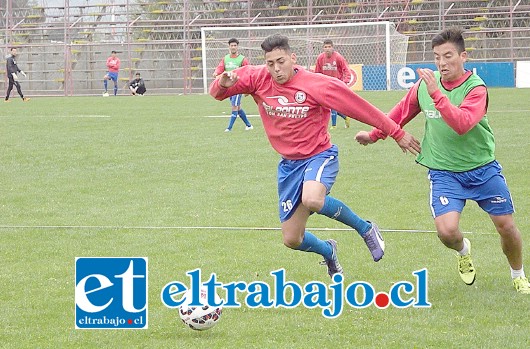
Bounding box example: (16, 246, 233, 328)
(330, 110, 338, 126)
(114, 85, 118, 96)
(238, 109, 251, 127)
(103, 80, 108, 91)
(294, 231, 332, 260)
(226, 111, 238, 130)
(318, 196, 371, 236)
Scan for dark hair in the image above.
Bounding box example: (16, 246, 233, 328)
(323, 39, 333, 46)
(135, 72, 141, 76)
(261, 34, 291, 53)
(432, 28, 465, 53)
(111, 50, 117, 54)
(228, 38, 239, 45)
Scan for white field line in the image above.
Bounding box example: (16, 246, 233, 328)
(487, 110, 530, 113)
(0, 224, 496, 235)
(204, 114, 259, 118)
(34, 115, 111, 118)
(0, 115, 111, 118)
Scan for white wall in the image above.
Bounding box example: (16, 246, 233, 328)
(516, 61, 530, 88)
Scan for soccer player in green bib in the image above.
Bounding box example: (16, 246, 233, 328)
(213, 38, 253, 132)
(355, 27, 530, 294)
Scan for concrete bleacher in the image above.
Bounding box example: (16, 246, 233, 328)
(1, 0, 529, 95)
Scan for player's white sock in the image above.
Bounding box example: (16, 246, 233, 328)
(457, 239, 469, 256)
(510, 266, 525, 279)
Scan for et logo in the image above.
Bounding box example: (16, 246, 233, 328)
(75, 257, 148, 329)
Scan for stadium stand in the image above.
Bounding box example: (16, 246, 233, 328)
(1, 0, 529, 95)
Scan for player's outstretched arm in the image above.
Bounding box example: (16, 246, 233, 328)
(356, 130, 421, 155)
(210, 66, 256, 101)
(218, 71, 239, 88)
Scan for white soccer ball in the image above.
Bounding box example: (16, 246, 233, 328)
(179, 286, 222, 331)
(102, 92, 109, 97)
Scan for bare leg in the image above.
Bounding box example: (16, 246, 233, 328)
(490, 214, 523, 270)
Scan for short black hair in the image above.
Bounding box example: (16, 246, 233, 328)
(323, 39, 333, 46)
(135, 72, 141, 76)
(111, 50, 117, 54)
(432, 27, 465, 53)
(261, 34, 291, 53)
(228, 38, 239, 45)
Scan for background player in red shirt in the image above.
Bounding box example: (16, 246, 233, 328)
(103, 50, 120, 96)
(314, 39, 351, 129)
(210, 34, 420, 278)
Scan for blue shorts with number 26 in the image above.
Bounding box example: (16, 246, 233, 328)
(277, 145, 339, 222)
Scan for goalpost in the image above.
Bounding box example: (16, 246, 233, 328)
(201, 22, 408, 94)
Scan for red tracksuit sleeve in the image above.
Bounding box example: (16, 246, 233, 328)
(336, 55, 352, 85)
(320, 78, 404, 141)
(214, 59, 226, 76)
(314, 55, 323, 74)
(209, 65, 256, 100)
(369, 81, 422, 141)
(430, 86, 488, 135)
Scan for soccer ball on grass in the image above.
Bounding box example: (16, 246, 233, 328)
(179, 286, 222, 331)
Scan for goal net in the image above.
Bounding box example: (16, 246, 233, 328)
(201, 22, 408, 93)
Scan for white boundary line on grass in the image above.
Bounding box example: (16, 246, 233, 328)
(35, 115, 112, 118)
(204, 114, 259, 118)
(0, 225, 496, 235)
(486, 109, 530, 113)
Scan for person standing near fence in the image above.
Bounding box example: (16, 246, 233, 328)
(5, 48, 30, 102)
(103, 50, 120, 97)
(213, 38, 253, 132)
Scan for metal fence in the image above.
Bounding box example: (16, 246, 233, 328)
(2, 0, 529, 96)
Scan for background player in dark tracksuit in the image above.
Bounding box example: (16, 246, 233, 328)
(5, 48, 30, 102)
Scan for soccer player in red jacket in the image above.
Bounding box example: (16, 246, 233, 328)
(103, 50, 121, 96)
(314, 39, 352, 129)
(210, 34, 420, 278)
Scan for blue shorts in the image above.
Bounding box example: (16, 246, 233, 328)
(106, 72, 118, 83)
(428, 161, 514, 218)
(277, 145, 339, 222)
(230, 94, 242, 107)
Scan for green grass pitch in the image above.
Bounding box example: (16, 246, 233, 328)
(1, 89, 529, 348)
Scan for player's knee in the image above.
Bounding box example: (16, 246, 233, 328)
(301, 194, 324, 213)
(494, 218, 517, 236)
(281, 227, 304, 249)
(282, 234, 302, 249)
(436, 227, 460, 246)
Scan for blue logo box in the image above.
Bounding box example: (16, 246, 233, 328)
(75, 257, 148, 329)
